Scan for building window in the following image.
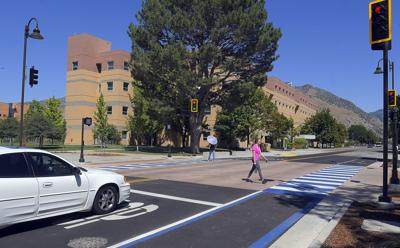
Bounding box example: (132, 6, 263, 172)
(107, 106, 112, 115)
(108, 61, 114, 70)
(124, 61, 129, 71)
(123, 82, 129, 91)
(122, 106, 128, 115)
(72, 61, 78, 71)
(96, 63, 102, 73)
(107, 81, 113, 91)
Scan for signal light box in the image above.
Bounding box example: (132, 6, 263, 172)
(369, 0, 392, 45)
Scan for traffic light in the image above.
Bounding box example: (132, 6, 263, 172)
(190, 99, 198, 113)
(29, 66, 39, 87)
(369, 0, 391, 45)
(389, 90, 396, 107)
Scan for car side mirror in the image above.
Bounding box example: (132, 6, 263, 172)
(72, 167, 81, 175)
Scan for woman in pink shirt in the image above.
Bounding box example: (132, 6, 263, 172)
(245, 138, 268, 184)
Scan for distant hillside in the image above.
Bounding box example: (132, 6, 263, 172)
(369, 109, 383, 122)
(296, 84, 382, 135)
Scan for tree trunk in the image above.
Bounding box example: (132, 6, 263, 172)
(189, 113, 203, 154)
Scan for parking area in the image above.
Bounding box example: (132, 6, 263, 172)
(0, 177, 317, 248)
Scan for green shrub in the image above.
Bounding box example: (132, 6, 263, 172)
(293, 138, 307, 149)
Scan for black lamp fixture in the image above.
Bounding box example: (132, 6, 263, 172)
(29, 25, 44, 40)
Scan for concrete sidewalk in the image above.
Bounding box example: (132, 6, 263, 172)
(270, 161, 400, 248)
(54, 151, 202, 166)
(202, 147, 353, 160)
(54, 147, 354, 166)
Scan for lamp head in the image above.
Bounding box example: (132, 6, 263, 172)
(29, 26, 44, 40)
(374, 66, 383, 74)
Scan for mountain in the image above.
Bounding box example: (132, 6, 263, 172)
(369, 109, 383, 122)
(296, 84, 383, 135)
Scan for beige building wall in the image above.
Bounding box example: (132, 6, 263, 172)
(263, 77, 318, 127)
(65, 34, 132, 145)
(0, 103, 9, 119)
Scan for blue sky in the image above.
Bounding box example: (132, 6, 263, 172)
(0, 0, 397, 112)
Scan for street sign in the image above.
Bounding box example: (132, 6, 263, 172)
(369, 0, 392, 48)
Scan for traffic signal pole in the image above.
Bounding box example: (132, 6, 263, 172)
(379, 42, 391, 202)
(390, 61, 399, 184)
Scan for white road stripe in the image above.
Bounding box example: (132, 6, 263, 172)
(307, 174, 350, 180)
(314, 171, 357, 176)
(298, 176, 346, 182)
(284, 182, 336, 189)
(319, 169, 360, 173)
(130, 189, 223, 207)
(291, 179, 342, 185)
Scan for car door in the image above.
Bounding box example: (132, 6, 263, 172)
(26, 152, 89, 216)
(0, 152, 38, 225)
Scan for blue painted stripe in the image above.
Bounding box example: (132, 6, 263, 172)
(285, 181, 338, 189)
(291, 179, 341, 186)
(286, 180, 342, 188)
(265, 188, 327, 198)
(248, 199, 321, 248)
(119, 191, 264, 248)
(278, 183, 333, 193)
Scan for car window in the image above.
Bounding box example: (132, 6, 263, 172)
(0, 153, 32, 178)
(27, 153, 74, 177)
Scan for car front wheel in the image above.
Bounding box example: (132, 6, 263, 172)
(93, 185, 118, 214)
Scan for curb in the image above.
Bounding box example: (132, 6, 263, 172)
(308, 200, 352, 248)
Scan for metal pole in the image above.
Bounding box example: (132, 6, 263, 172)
(19, 25, 29, 147)
(391, 61, 399, 184)
(79, 118, 85, 162)
(379, 43, 391, 202)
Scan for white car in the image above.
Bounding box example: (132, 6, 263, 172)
(0, 147, 130, 228)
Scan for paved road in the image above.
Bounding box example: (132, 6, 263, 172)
(0, 150, 375, 248)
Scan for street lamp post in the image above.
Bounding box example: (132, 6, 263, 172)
(79, 117, 92, 163)
(390, 61, 399, 184)
(375, 59, 399, 185)
(167, 124, 172, 157)
(19, 18, 44, 147)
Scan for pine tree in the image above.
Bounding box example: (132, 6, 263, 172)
(93, 93, 109, 147)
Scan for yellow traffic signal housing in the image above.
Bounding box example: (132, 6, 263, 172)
(369, 0, 392, 45)
(190, 99, 198, 113)
(389, 90, 396, 107)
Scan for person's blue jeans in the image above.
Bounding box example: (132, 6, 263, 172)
(208, 150, 215, 161)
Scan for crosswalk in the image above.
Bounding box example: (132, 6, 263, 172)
(266, 164, 364, 198)
(100, 159, 208, 171)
